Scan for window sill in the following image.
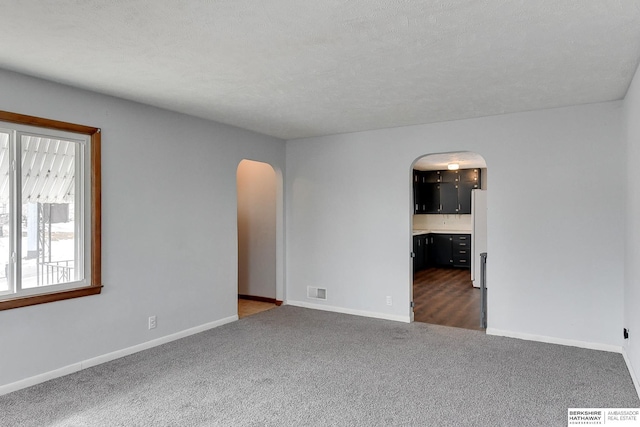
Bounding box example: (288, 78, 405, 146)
(0, 285, 102, 311)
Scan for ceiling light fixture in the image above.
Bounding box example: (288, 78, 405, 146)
(447, 163, 459, 170)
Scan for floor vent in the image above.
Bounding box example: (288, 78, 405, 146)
(307, 287, 327, 300)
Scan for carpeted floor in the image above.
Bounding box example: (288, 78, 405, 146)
(1, 306, 638, 426)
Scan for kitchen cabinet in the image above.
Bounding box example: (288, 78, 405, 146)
(456, 169, 481, 214)
(458, 169, 480, 183)
(412, 168, 481, 214)
(441, 170, 459, 183)
(439, 183, 458, 213)
(431, 234, 453, 266)
(424, 171, 442, 183)
(428, 233, 471, 269)
(452, 234, 471, 268)
(413, 171, 422, 213)
(457, 182, 475, 213)
(412, 235, 421, 272)
(423, 170, 457, 183)
(413, 170, 429, 214)
(413, 234, 429, 272)
(413, 232, 471, 271)
(413, 175, 443, 214)
(423, 183, 440, 213)
(414, 172, 442, 214)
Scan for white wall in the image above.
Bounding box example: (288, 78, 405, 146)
(237, 160, 277, 299)
(0, 69, 285, 388)
(286, 101, 625, 347)
(624, 62, 640, 391)
(1, 63, 633, 391)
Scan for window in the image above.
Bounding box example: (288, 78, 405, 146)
(0, 111, 101, 310)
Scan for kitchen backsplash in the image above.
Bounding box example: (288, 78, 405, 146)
(413, 214, 472, 231)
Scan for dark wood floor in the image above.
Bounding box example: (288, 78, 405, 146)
(413, 267, 483, 331)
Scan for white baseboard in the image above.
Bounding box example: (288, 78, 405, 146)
(622, 347, 640, 400)
(285, 300, 411, 323)
(486, 328, 623, 353)
(0, 315, 238, 396)
(0, 364, 85, 398)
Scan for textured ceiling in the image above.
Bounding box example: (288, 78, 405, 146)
(414, 152, 486, 171)
(1, 1, 640, 140)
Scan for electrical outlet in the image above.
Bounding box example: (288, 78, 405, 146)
(148, 316, 157, 330)
(624, 328, 629, 339)
(386, 296, 392, 306)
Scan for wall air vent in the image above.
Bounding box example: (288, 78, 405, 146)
(307, 286, 327, 300)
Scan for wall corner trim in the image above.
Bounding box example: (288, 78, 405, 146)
(622, 347, 640, 400)
(285, 300, 411, 323)
(0, 315, 238, 396)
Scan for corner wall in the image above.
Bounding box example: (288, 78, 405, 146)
(624, 61, 640, 394)
(0, 69, 285, 388)
(286, 101, 625, 348)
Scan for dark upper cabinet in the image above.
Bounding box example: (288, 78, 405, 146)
(414, 171, 441, 214)
(413, 168, 481, 215)
(413, 170, 421, 213)
(424, 183, 440, 213)
(440, 170, 458, 183)
(414, 171, 430, 213)
(439, 183, 458, 213)
(456, 169, 480, 213)
(423, 170, 458, 183)
(458, 168, 480, 183)
(457, 182, 477, 214)
(424, 171, 442, 183)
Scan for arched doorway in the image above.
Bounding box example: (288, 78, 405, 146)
(410, 151, 488, 330)
(236, 159, 281, 318)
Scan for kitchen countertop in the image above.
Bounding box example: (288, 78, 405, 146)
(412, 229, 471, 236)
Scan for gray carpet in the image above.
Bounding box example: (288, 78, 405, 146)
(1, 306, 638, 426)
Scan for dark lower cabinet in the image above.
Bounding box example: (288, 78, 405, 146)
(413, 233, 471, 271)
(452, 234, 471, 268)
(413, 234, 430, 272)
(432, 234, 453, 266)
(413, 235, 422, 272)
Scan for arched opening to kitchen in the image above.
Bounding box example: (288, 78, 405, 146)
(410, 151, 487, 330)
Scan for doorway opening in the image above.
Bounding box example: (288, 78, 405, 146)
(410, 152, 487, 331)
(236, 159, 282, 318)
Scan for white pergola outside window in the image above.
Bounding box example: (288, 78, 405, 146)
(0, 111, 101, 310)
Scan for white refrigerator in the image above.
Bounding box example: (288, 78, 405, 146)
(471, 189, 487, 288)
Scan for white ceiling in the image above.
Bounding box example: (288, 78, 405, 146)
(413, 152, 486, 171)
(1, 1, 640, 140)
